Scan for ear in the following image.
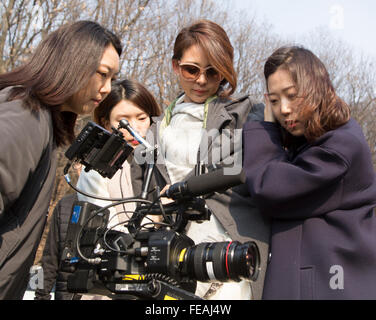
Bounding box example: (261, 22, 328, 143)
(264, 93, 269, 103)
(172, 59, 180, 75)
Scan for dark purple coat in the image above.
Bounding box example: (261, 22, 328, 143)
(243, 119, 376, 299)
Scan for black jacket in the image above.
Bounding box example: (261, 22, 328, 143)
(34, 193, 81, 300)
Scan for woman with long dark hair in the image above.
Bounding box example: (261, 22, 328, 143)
(0, 20, 122, 299)
(34, 79, 161, 300)
(243, 46, 376, 299)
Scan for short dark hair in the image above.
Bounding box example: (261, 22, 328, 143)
(0, 20, 122, 146)
(94, 79, 161, 127)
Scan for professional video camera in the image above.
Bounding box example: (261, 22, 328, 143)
(65, 120, 133, 179)
(61, 120, 260, 300)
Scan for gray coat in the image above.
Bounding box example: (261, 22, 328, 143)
(131, 94, 270, 299)
(0, 88, 57, 299)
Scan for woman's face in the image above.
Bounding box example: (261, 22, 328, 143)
(172, 44, 223, 104)
(62, 44, 120, 115)
(266, 68, 305, 137)
(105, 100, 151, 148)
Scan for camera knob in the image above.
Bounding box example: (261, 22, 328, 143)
(147, 280, 160, 296)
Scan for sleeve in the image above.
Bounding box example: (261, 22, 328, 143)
(34, 204, 60, 300)
(205, 97, 255, 175)
(76, 169, 112, 208)
(247, 103, 265, 122)
(76, 168, 121, 229)
(243, 121, 349, 220)
(0, 100, 49, 219)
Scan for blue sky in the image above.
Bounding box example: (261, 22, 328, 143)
(231, 0, 376, 59)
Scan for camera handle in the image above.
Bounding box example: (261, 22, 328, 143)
(118, 119, 160, 233)
(108, 279, 202, 300)
(141, 163, 155, 200)
(117, 119, 158, 200)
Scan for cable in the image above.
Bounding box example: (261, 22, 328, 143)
(143, 273, 180, 287)
(75, 198, 154, 263)
(102, 210, 137, 254)
(64, 161, 155, 202)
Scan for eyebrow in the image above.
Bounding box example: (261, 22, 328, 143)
(116, 112, 147, 119)
(268, 85, 296, 96)
(99, 63, 119, 74)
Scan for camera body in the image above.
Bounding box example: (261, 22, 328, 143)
(62, 120, 260, 299)
(60, 200, 260, 299)
(65, 121, 133, 178)
(60, 201, 197, 297)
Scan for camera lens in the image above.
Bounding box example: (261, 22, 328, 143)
(179, 241, 260, 282)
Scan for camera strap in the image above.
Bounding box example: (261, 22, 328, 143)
(0, 137, 52, 271)
(16, 143, 52, 218)
(0, 136, 52, 226)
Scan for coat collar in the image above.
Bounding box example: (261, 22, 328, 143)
(148, 94, 249, 184)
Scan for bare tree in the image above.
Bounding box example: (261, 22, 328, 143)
(0, 0, 88, 72)
(228, 12, 282, 102)
(300, 28, 376, 166)
(1, 0, 375, 262)
(2, 0, 375, 183)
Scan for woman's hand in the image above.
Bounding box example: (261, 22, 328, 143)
(264, 93, 276, 123)
(160, 184, 174, 204)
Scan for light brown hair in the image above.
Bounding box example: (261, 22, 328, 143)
(264, 46, 350, 143)
(172, 20, 237, 98)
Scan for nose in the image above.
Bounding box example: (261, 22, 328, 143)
(196, 72, 208, 85)
(100, 78, 112, 95)
(280, 99, 292, 115)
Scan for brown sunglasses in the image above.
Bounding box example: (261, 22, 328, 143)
(178, 61, 222, 82)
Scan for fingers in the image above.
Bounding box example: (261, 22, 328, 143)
(160, 184, 170, 195)
(264, 93, 276, 122)
(160, 184, 174, 204)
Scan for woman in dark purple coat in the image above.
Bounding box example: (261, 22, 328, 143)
(243, 46, 376, 299)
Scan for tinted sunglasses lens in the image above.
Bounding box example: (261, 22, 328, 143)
(180, 65, 201, 80)
(206, 68, 220, 81)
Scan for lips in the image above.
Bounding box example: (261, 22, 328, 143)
(285, 120, 297, 129)
(193, 89, 207, 95)
(130, 139, 140, 146)
(92, 99, 101, 106)
(93, 95, 105, 104)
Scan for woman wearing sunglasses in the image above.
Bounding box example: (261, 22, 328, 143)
(133, 20, 270, 300)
